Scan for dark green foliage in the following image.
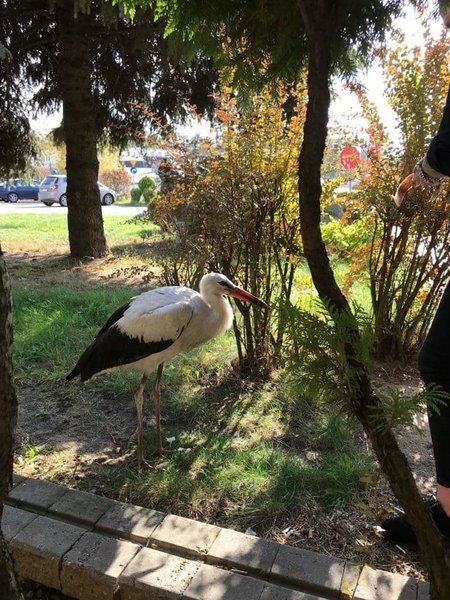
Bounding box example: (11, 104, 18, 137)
(138, 176, 158, 205)
(130, 187, 143, 204)
(130, 177, 157, 206)
(284, 300, 374, 411)
(0, 0, 218, 148)
(0, 105, 35, 179)
(0, 52, 35, 178)
(369, 384, 450, 434)
(150, 0, 408, 95)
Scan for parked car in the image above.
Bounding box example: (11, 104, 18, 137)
(0, 179, 40, 202)
(38, 175, 116, 207)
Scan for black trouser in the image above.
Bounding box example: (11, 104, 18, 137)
(414, 86, 450, 486)
(426, 85, 450, 177)
(418, 280, 450, 487)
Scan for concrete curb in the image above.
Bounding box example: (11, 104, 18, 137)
(3, 475, 428, 600)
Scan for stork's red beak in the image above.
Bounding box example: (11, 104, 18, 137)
(228, 286, 267, 308)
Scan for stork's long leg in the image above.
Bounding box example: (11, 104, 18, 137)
(134, 373, 148, 470)
(152, 363, 164, 457)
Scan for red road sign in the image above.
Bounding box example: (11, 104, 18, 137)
(340, 146, 360, 170)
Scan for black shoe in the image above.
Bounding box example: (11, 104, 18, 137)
(381, 497, 450, 545)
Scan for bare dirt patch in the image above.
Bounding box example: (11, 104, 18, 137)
(15, 383, 137, 491)
(13, 368, 433, 582)
(6, 249, 160, 290)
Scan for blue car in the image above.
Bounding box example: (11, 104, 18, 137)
(0, 179, 40, 202)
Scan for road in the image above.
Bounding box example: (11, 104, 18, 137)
(0, 200, 145, 216)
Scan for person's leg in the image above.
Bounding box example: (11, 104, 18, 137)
(382, 281, 450, 543)
(418, 280, 450, 515)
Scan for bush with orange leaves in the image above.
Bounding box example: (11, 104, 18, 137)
(152, 89, 306, 374)
(345, 31, 450, 360)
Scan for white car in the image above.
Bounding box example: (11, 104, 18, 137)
(39, 175, 116, 207)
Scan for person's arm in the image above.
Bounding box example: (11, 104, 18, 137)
(420, 86, 450, 179)
(395, 85, 450, 206)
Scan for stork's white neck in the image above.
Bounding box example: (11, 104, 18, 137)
(201, 290, 234, 332)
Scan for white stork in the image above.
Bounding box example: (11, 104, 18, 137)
(66, 273, 266, 469)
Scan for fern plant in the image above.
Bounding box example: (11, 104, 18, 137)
(284, 299, 449, 429)
(284, 300, 373, 411)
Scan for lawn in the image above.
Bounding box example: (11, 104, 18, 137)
(3, 213, 424, 577)
(0, 213, 158, 253)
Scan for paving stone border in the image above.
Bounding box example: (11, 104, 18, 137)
(2, 475, 429, 600)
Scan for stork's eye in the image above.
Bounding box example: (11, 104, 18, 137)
(218, 280, 233, 289)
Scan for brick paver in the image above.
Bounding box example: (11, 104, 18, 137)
(49, 488, 115, 526)
(151, 513, 220, 558)
(61, 531, 140, 600)
(95, 499, 164, 543)
(183, 563, 265, 600)
(9, 514, 86, 589)
(8, 477, 67, 513)
(11, 473, 27, 489)
(4, 475, 428, 600)
(260, 583, 329, 599)
(418, 581, 430, 600)
(119, 546, 200, 600)
(353, 565, 417, 600)
(206, 527, 279, 575)
(339, 562, 362, 598)
(270, 545, 345, 598)
(1, 505, 38, 542)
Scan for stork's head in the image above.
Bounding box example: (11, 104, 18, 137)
(199, 273, 267, 308)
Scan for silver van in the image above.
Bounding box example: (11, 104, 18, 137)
(39, 175, 116, 207)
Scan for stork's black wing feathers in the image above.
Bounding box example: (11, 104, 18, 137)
(66, 327, 175, 382)
(97, 301, 132, 335)
(66, 301, 175, 382)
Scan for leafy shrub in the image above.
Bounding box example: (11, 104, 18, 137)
(345, 34, 450, 360)
(139, 176, 157, 205)
(322, 219, 372, 258)
(130, 187, 142, 204)
(131, 176, 158, 207)
(150, 89, 307, 374)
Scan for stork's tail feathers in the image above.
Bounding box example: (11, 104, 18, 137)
(66, 344, 96, 382)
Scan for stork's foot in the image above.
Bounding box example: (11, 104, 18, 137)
(137, 446, 171, 471)
(137, 454, 170, 471)
(138, 457, 157, 471)
(150, 446, 166, 458)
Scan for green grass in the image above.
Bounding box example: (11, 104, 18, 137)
(13, 285, 136, 382)
(111, 384, 374, 528)
(120, 435, 373, 528)
(114, 195, 143, 207)
(293, 260, 371, 314)
(0, 214, 158, 246)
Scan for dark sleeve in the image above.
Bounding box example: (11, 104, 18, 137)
(425, 86, 450, 177)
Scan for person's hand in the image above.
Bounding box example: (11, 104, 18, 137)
(394, 160, 443, 207)
(394, 172, 417, 207)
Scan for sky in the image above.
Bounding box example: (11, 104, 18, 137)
(31, 4, 448, 144)
(328, 4, 446, 144)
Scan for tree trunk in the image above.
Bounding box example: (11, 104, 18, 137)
(297, 1, 450, 597)
(57, 1, 108, 259)
(0, 244, 22, 599)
